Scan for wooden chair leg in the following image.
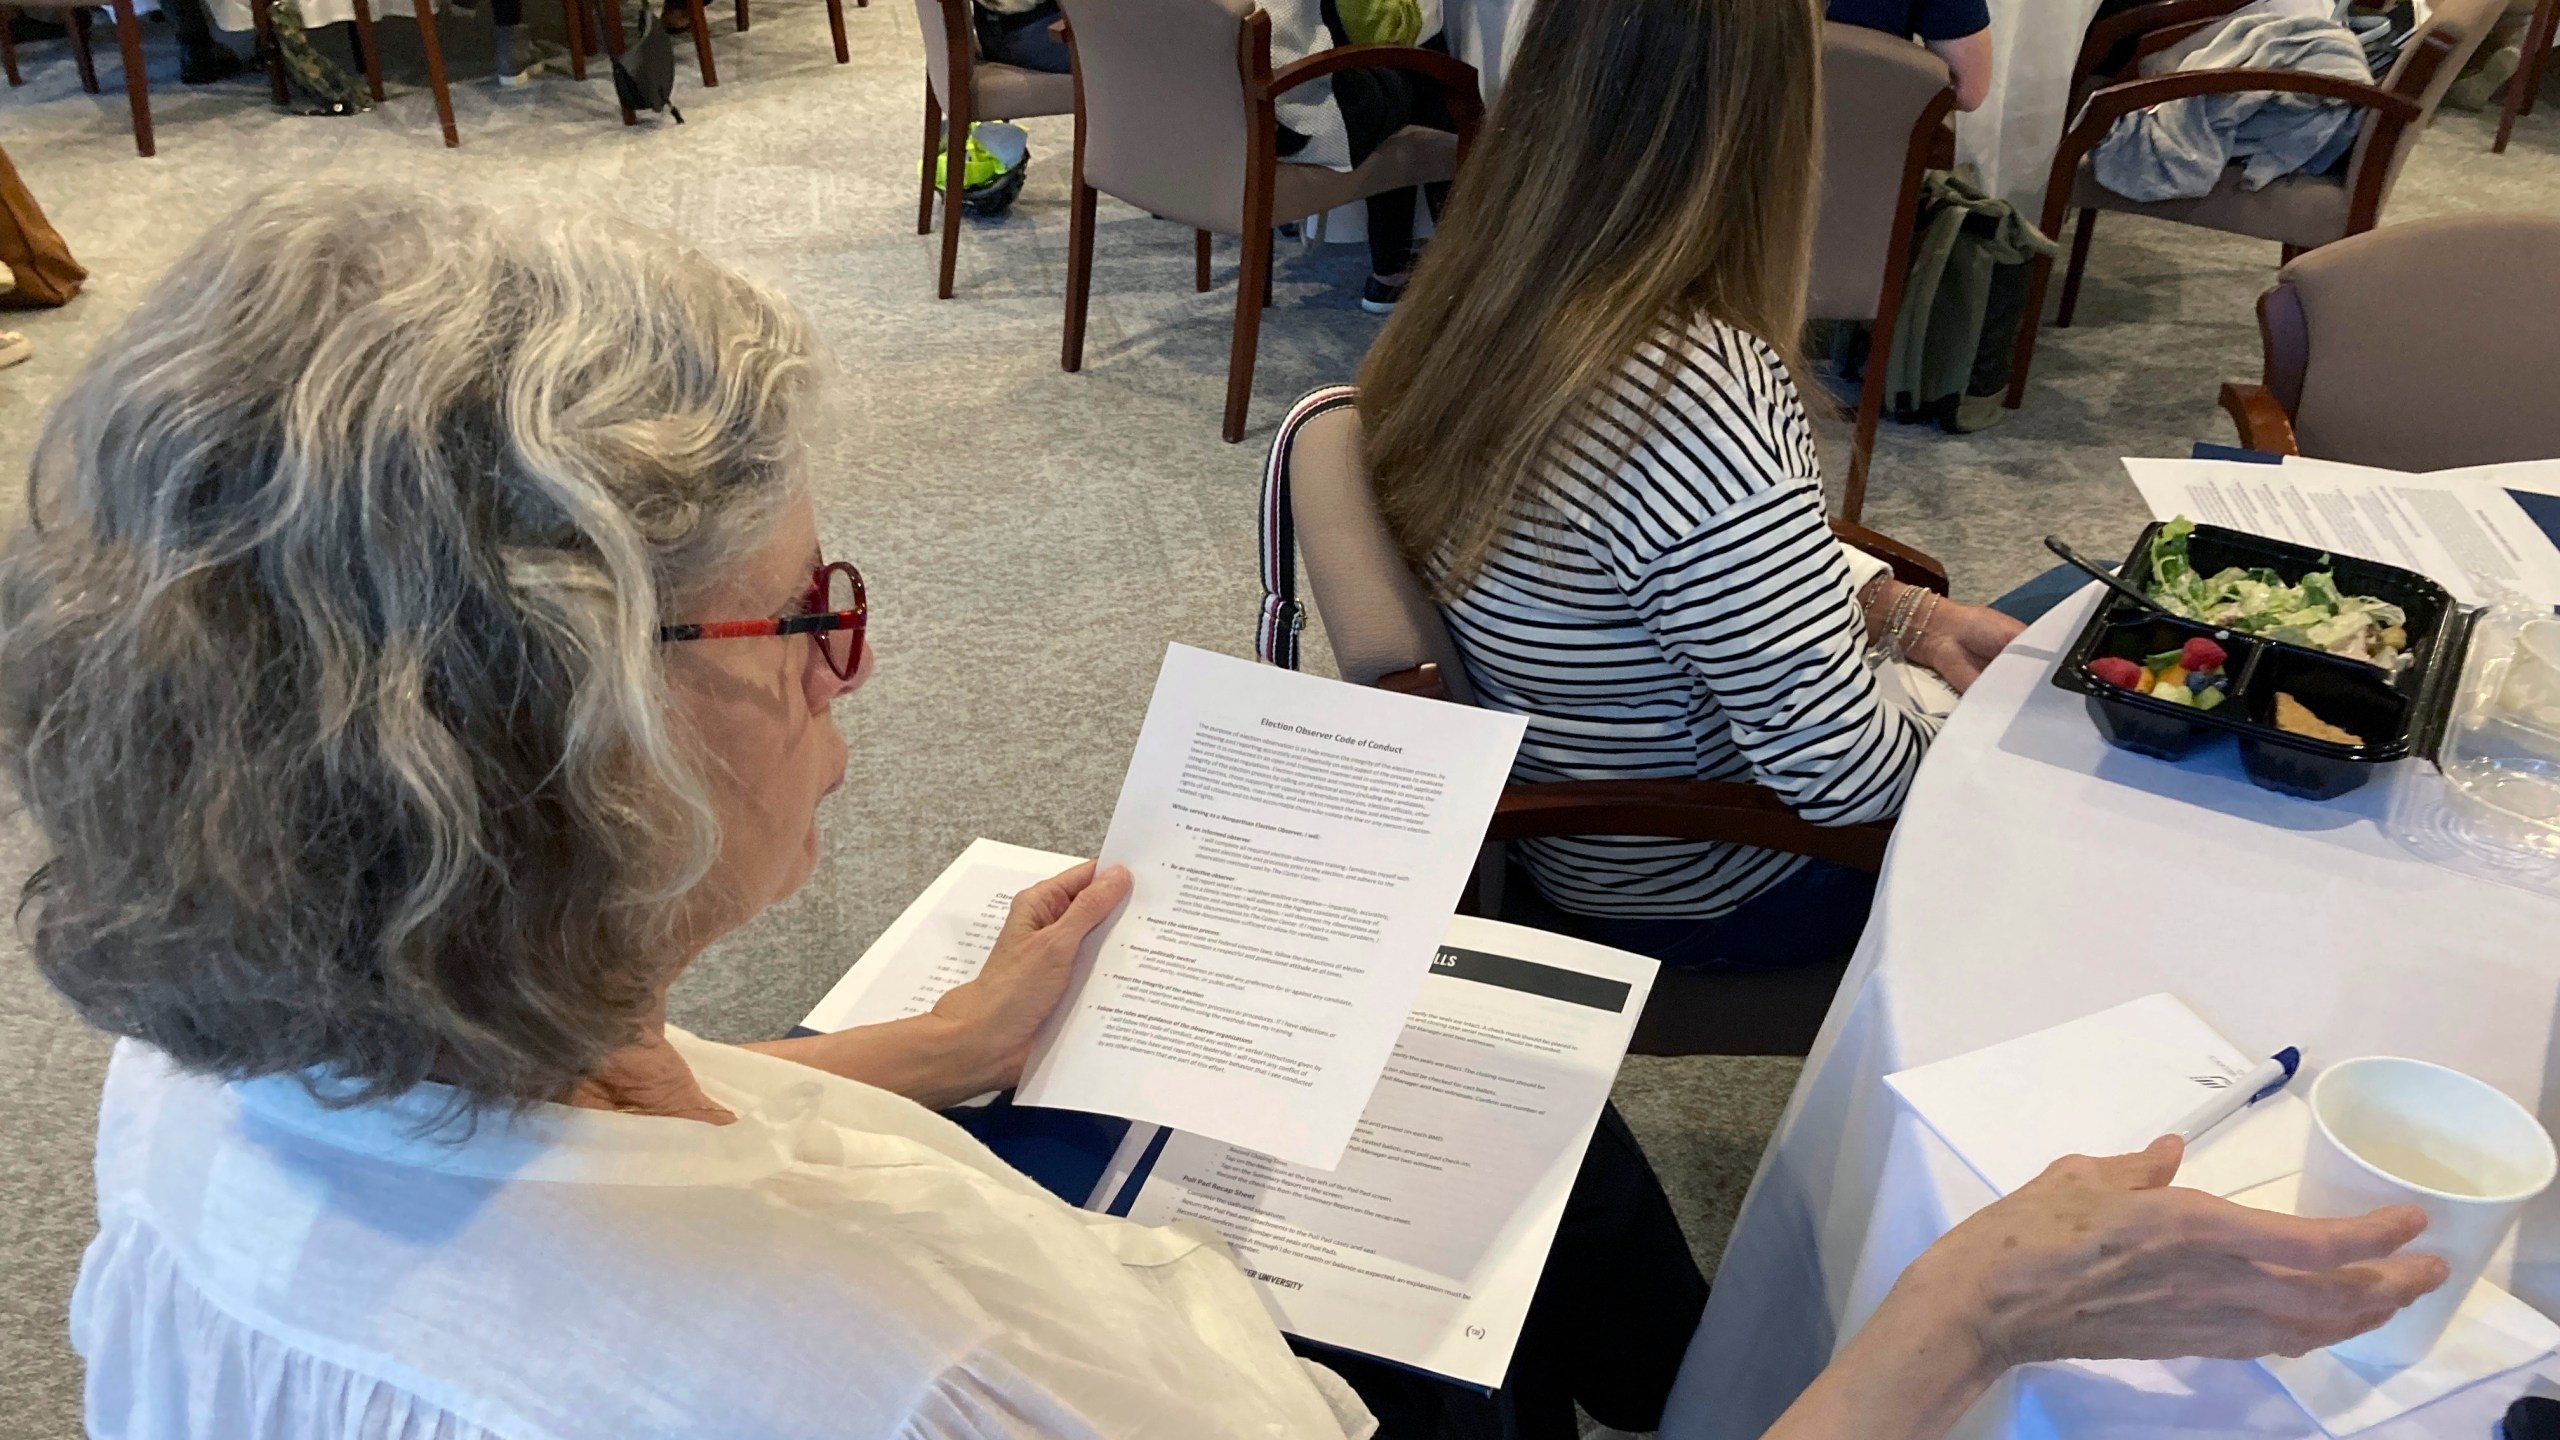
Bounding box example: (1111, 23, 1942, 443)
(936, 88, 968, 298)
(414, 0, 457, 146)
(732, 0, 745, 29)
(1063, 181, 1096, 371)
(245, 0, 288, 101)
(2497, 0, 2559, 152)
(346, 0, 385, 99)
(108, 0, 150, 155)
(561, 0, 586, 79)
(1225, 224, 1271, 443)
(2005, 248, 2056, 410)
(1842, 313, 1894, 523)
(2055, 209, 2098, 328)
(822, 0, 844, 61)
(0, 7, 21, 88)
(917, 82, 941, 236)
(1195, 229, 1211, 292)
(682, 0, 713, 85)
(595, 0, 634, 122)
(68, 9, 99, 93)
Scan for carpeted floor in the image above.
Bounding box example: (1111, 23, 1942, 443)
(1, 5, 2555, 1433)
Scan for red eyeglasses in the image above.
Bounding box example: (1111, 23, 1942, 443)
(658, 560, 867, 680)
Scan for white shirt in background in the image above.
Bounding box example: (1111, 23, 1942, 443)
(73, 1030, 1373, 1440)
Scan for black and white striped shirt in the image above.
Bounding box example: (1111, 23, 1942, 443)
(1442, 317, 1940, 918)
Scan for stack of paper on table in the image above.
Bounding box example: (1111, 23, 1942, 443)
(1886, 995, 2560, 1434)
(809, 838, 1657, 1388)
(1883, 992, 2310, 1199)
(2122, 456, 2560, 609)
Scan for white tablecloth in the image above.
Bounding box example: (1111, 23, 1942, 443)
(1660, 583, 2560, 1440)
(1956, 0, 2108, 211)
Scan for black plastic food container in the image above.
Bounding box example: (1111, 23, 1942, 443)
(2051, 522, 2466, 800)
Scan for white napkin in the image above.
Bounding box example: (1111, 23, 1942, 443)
(2261, 1279, 2559, 1435)
(2226, 1172, 2560, 1435)
(1885, 993, 2308, 1198)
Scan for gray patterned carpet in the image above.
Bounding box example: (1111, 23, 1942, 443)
(1, 5, 2555, 1432)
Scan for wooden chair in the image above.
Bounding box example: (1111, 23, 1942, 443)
(339, 0, 460, 147)
(2004, 0, 2508, 408)
(2219, 214, 2560, 470)
(0, 0, 282, 155)
(2496, 0, 2558, 152)
(731, 0, 850, 63)
(1054, 0, 1483, 443)
(1809, 22, 1957, 522)
(1261, 387, 1950, 1056)
(915, 0, 1070, 298)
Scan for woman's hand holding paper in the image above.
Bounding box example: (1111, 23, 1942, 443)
(929, 861, 1133, 1094)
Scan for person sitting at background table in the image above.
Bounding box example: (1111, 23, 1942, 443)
(1359, 0, 2018, 973)
(1263, 0, 1455, 314)
(3, 182, 2445, 1440)
(1828, 0, 1994, 110)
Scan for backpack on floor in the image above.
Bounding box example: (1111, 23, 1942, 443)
(611, 8, 684, 122)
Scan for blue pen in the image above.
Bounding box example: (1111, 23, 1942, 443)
(2167, 1047, 2302, 1145)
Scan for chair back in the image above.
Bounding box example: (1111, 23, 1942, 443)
(2346, 0, 2507, 209)
(2265, 214, 2560, 471)
(916, 0, 971, 106)
(1262, 389, 1478, 700)
(1055, 0, 1257, 232)
(1808, 23, 1955, 322)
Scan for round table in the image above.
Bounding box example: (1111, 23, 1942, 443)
(1660, 582, 2560, 1440)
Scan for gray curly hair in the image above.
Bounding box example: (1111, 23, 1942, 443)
(0, 185, 819, 1113)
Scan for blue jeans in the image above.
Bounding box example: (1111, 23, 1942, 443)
(1991, 560, 2102, 624)
(1503, 857, 1878, 972)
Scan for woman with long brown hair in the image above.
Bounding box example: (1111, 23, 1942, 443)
(1359, 0, 2023, 972)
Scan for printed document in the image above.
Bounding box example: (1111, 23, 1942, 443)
(1107, 916, 1654, 1387)
(1014, 644, 1528, 1168)
(2122, 457, 2560, 608)
(801, 838, 1083, 1031)
(810, 855, 1652, 1386)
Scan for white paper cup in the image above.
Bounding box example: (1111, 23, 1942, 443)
(2293, 1056, 2557, 1367)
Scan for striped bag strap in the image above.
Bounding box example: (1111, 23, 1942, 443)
(1256, 384, 1361, 671)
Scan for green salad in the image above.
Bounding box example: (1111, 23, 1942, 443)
(2144, 517, 2411, 671)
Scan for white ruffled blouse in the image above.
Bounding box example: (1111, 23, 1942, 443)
(72, 1031, 1374, 1440)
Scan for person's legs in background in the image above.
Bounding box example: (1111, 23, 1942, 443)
(491, 0, 567, 85)
(978, 0, 1070, 72)
(164, 0, 248, 83)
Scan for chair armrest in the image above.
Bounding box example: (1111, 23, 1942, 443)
(1487, 780, 1894, 873)
(1267, 42, 1473, 102)
(2075, 0, 2248, 83)
(1375, 662, 1452, 699)
(1264, 44, 1486, 157)
(2218, 381, 2301, 456)
(2039, 68, 2423, 233)
(1828, 520, 1950, 596)
(2072, 67, 2422, 135)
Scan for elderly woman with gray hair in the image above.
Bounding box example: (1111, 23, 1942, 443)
(2, 185, 2449, 1440)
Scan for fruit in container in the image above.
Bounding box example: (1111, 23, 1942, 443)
(2090, 636, 2232, 711)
